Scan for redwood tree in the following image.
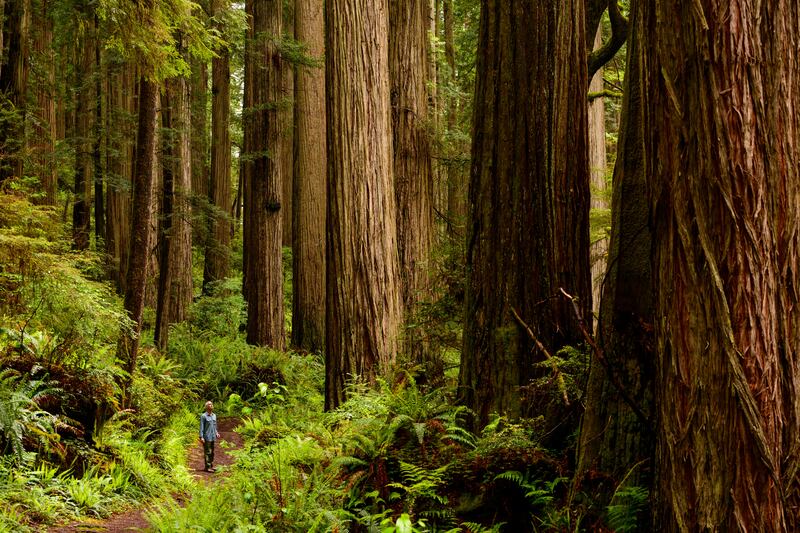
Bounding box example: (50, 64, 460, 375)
(389, 0, 435, 365)
(290, 0, 325, 352)
(458, 0, 591, 427)
(243, 0, 285, 349)
(325, 0, 403, 409)
(645, 0, 800, 529)
(202, 0, 232, 292)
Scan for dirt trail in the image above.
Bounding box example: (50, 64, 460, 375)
(50, 417, 243, 533)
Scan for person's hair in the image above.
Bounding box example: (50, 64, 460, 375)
(205, 401, 213, 408)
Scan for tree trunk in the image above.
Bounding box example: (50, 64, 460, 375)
(443, 0, 465, 234)
(93, 16, 104, 244)
(458, 0, 590, 428)
(0, 0, 28, 184)
(389, 0, 435, 373)
(119, 75, 158, 377)
(588, 27, 607, 323)
(155, 69, 194, 350)
(325, 0, 402, 409)
(243, 0, 285, 349)
(645, 0, 800, 529)
(202, 0, 232, 293)
(105, 62, 136, 293)
(576, 0, 655, 500)
(29, 0, 56, 205)
(290, 0, 326, 352)
(280, 5, 293, 248)
(190, 58, 209, 203)
(71, 35, 93, 251)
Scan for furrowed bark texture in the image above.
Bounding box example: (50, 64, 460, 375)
(645, 0, 800, 529)
(155, 72, 193, 350)
(0, 0, 28, 183)
(458, 0, 591, 428)
(71, 34, 93, 251)
(203, 0, 232, 292)
(588, 27, 607, 321)
(243, 0, 285, 349)
(325, 0, 402, 410)
(389, 0, 435, 359)
(577, 0, 655, 494)
(105, 62, 136, 293)
(119, 76, 158, 376)
(291, 0, 326, 352)
(190, 58, 208, 202)
(280, 6, 293, 248)
(30, 0, 56, 205)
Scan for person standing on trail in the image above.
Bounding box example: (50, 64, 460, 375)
(199, 401, 220, 472)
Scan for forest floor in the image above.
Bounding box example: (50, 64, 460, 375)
(50, 418, 243, 533)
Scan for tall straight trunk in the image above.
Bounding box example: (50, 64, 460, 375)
(458, 0, 590, 428)
(243, 0, 285, 349)
(291, 0, 326, 352)
(93, 16, 104, 244)
(443, 0, 464, 234)
(119, 76, 158, 377)
(0, 0, 28, 183)
(325, 0, 402, 409)
(576, 0, 655, 497)
(280, 6, 293, 248)
(190, 58, 209, 203)
(71, 36, 93, 250)
(30, 0, 56, 204)
(645, 0, 800, 529)
(202, 0, 232, 292)
(389, 0, 435, 369)
(588, 27, 607, 322)
(156, 71, 193, 350)
(105, 62, 136, 293)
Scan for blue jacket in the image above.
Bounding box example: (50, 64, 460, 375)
(200, 412, 217, 442)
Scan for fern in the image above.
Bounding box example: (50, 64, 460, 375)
(607, 485, 648, 533)
(461, 521, 505, 533)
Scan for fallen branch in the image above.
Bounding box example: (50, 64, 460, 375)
(509, 306, 570, 406)
(558, 288, 652, 430)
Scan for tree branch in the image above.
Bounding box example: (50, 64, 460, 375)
(509, 306, 570, 406)
(587, 0, 628, 81)
(558, 288, 652, 430)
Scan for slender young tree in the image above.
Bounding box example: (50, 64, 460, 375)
(325, 0, 402, 409)
(290, 0, 326, 352)
(202, 0, 232, 292)
(645, 0, 800, 529)
(458, 0, 591, 427)
(243, 0, 285, 349)
(71, 33, 93, 250)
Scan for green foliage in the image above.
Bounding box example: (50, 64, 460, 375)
(0, 370, 58, 461)
(607, 485, 648, 532)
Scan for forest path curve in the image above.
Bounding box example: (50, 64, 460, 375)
(51, 417, 243, 532)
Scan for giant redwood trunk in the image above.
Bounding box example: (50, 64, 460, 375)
(119, 76, 158, 377)
(576, 0, 655, 496)
(155, 71, 193, 350)
(30, 0, 56, 205)
(645, 0, 800, 529)
(243, 0, 285, 349)
(325, 0, 403, 410)
(458, 0, 591, 427)
(202, 0, 232, 292)
(290, 0, 326, 352)
(389, 0, 435, 367)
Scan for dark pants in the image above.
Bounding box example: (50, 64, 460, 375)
(203, 440, 215, 469)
